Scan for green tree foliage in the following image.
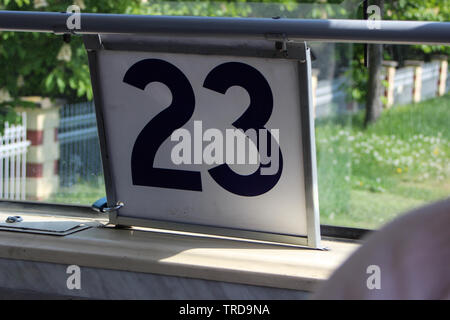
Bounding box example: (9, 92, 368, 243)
(0, 0, 141, 125)
(0, 0, 350, 111)
(386, 0, 450, 59)
(349, 0, 450, 106)
(0, 0, 447, 125)
(0, 0, 142, 128)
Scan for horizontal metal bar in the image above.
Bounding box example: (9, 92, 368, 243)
(0, 11, 449, 45)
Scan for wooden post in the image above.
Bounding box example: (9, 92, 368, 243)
(311, 68, 319, 118)
(17, 97, 63, 201)
(432, 55, 448, 96)
(404, 60, 423, 103)
(382, 60, 398, 108)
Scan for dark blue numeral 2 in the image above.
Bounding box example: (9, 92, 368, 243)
(123, 59, 202, 191)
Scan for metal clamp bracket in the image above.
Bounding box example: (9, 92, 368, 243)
(5, 216, 23, 223)
(265, 32, 291, 53)
(92, 197, 124, 213)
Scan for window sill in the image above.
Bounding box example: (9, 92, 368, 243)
(0, 206, 359, 293)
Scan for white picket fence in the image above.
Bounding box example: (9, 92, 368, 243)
(0, 112, 30, 200)
(315, 62, 449, 118)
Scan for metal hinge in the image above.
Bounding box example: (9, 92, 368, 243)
(91, 197, 124, 213)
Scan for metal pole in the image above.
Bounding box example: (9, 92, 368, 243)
(0, 11, 449, 45)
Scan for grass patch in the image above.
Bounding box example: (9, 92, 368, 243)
(48, 182, 106, 206)
(317, 94, 450, 229)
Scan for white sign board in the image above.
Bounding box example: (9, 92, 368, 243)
(85, 35, 320, 247)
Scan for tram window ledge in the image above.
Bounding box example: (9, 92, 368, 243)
(0, 200, 364, 293)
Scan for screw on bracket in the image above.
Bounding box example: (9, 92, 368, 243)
(6, 216, 23, 223)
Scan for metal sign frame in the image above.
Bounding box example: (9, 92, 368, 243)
(84, 34, 321, 248)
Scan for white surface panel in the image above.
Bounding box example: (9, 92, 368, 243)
(97, 50, 307, 236)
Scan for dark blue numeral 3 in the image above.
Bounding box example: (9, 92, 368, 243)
(204, 62, 283, 196)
